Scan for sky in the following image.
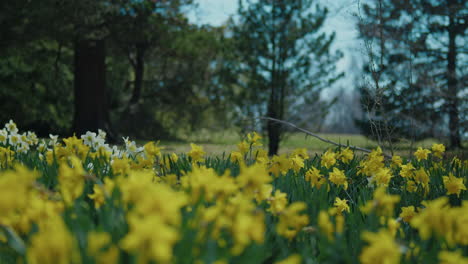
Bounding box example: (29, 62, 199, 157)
(187, 0, 364, 96)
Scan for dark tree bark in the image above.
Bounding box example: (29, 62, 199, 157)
(120, 43, 147, 138)
(446, 5, 461, 148)
(267, 106, 280, 156)
(72, 38, 110, 136)
(128, 43, 146, 108)
(267, 6, 281, 157)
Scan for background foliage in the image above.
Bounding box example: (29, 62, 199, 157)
(0, 0, 466, 154)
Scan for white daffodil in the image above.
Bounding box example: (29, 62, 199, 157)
(21, 133, 29, 144)
(81, 131, 97, 147)
(26, 131, 39, 145)
(49, 134, 59, 146)
(17, 142, 30, 153)
(92, 137, 106, 150)
(98, 129, 107, 140)
(37, 140, 48, 152)
(5, 120, 18, 133)
(0, 129, 7, 144)
(123, 137, 139, 155)
(111, 145, 123, 158)
(8, 133, 20, 146)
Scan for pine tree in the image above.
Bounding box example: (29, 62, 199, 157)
(233, 0, 342, 155)
(356, 0, 466, 148)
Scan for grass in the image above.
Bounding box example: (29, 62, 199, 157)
(160, 129, 467, 158)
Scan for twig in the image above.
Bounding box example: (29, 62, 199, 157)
(259, 117, 392, 159)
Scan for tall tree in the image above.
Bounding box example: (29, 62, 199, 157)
(65, 0, 116, 136)
(0, 0, 76, 135)
(108, 1, 229, 138)
(233, 0, 342, 155)
(110, 0, 193, 112)
(429, 0, 467, 148)
(73, 39, 108, 135)
(0, 0, 228, 139)
(356, 0, 467, 148)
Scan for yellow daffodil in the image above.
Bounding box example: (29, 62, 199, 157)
(361, 187, 400, 218)
(399, 206, 416, 223)
(359, 229, 401, 264)
(399, 163, 415, 178)
(438, 250, 468, 264)
(292, 148, 309, 160)
(321, 150, 336, 168)
(339, 147, 354, 164)
(443, 173, 466, 197)
(230, 151, 243, 163)
(391, 155, 402, 167)
(277, 202, 309, 240)
(27, 216, 80, 264)
(87, 232, 119, 264)
(334, 197, 350, 214)
(414, 147, 431, 161)
(290, 155, 304, 172)
(410, 197, 450, 240)
(305, 167, 327, 189)
(358, 147, 385, 177)
(329, 167, 348, 190)
(431, 143, 445, 159)
(275, 254, 302, 264)
(269, 154, 292, 177)
(318, 210, 334, 240)
(88, 177, 115, 209)
(268, 190, 288, 215)
(188, 143, 206, 163)
(247, 132, 262, 146)
(58, 156, 85, 206)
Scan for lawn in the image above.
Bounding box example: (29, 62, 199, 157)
(161, 129, 466, 158)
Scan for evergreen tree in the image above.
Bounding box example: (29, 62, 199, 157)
(233, 0, 342, 155)
(356, 0, 466, 148)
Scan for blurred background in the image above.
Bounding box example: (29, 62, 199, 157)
(0, 0, 466, 155)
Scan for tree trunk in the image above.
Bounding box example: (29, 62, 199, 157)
(267, 78, 281, 156)
(129, 44, 146, 108)
(267, 103, 280, 156)
(120, 44, 147, 138)
(447, 9, 461, 148)
(72, 38, 109, 136)
(267, 2, 280, 157)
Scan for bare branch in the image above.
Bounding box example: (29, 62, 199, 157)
(259, 116, 392, 158)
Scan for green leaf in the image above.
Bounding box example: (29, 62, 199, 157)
(0, 225, 26, 255)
